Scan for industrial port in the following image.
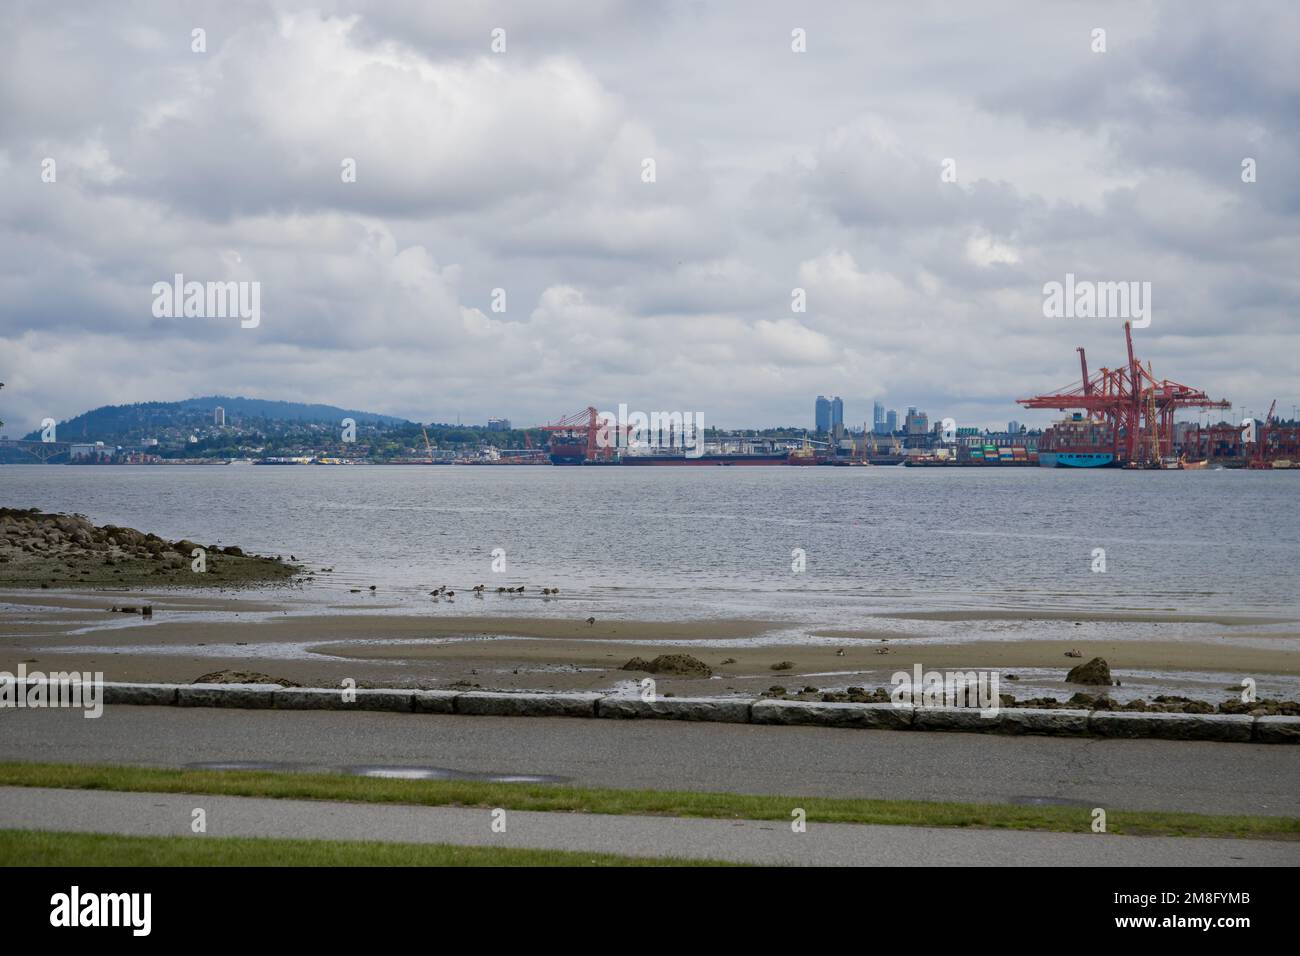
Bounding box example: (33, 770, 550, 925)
(531, 322, 1295, 470)
(6, 322, 1295, 470)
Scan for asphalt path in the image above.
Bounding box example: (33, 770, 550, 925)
(2, 787, 1294, 866)
(2, 706, 1297, 816)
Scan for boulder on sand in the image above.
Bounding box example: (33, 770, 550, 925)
(620, 654, 712, 678)
(194, 669, 300, 687)
(1066, 657, 1112, 685)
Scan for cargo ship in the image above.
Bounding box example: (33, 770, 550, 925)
(1037, 414, 1117, 468)
(905, 445, 1036, 466)
(604, 451, 790, 465)
(548, 439, 790, 465)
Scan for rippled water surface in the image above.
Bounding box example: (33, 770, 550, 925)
(4, 464, 1297, 624)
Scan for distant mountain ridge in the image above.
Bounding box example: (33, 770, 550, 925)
(23, 396, 410, 442)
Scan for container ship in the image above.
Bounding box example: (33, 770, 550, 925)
(549, 442, 789, 465)
(1036, 413, 1117, 468)
(905, 444, 1034, 466)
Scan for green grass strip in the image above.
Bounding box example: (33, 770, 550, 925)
(0, 829, 725, 867)
(0, 761, 1295, 841)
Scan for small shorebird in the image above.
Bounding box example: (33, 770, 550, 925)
(1065, 649, 1082, 658)
(835, 648, 845, 657)
(496, 586, 506, 593)
(585, 616, 596, 626)
(368, 585, 376, 591)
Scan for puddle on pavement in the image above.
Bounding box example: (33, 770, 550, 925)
(185, 760, 568, 784)
(347, 765, 568, 784)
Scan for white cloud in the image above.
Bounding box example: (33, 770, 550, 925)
(0, 0, 1296, 433)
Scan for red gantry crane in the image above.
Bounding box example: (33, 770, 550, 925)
(536, 406, 618, 463)
(1248, 400, 1277, 469)
(1018, 322, 1230, 466)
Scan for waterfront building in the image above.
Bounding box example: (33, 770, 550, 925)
(873, 401, 887, 435)
(815, 396, 832, 433)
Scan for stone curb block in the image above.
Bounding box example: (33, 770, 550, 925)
(1252, 715, 1300, 744)
(913, 706, 1004, 733)
(1089, 711, 1254, 742)
(19, 676, 1290, 743)
(413, 690, 460, 714)
(596, 696, 752, 722)
(455, 691, 601, 718)
(103, 681, 179, 706)
(751, 699, 914, 729)
(995, 708, 1091, 736)
(178, 683, 277, 709)
(273, 687, 416, 713)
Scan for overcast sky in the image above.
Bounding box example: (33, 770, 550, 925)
(2, 0, 1297, 433)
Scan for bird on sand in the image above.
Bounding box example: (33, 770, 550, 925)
(585, 616, 596, 626)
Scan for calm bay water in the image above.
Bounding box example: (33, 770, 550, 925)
(3, 464, 1298, 626)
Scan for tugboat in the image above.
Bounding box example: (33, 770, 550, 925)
(787, 434, 826, 465)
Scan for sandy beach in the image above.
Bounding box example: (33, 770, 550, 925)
(4, 588, 1298, 704)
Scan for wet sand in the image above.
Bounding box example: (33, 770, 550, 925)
(3, 588, 1297, 701)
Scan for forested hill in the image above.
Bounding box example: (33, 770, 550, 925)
(23, 396, 409, 442)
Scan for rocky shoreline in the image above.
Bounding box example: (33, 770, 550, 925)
(764, 686, 1300, 717)
(621, 653, 1300, 717)
(0, 508, 299, 588)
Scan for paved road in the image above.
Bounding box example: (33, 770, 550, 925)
(2, 787, 1294, 866)
(3, 706, 1297, 816)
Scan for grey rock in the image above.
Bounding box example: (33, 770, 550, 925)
(455, 691, 601, 718)
(1065, 656, 1112, 685)
(751, 699, 913, 730)
(1253, 715, 1300, 744)
(178, 683, 276, 709)
(1089, 711, 1253, 742)
(597, 696, 751, 723)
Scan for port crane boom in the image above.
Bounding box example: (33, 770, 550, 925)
(1018, 322, 1229, 465)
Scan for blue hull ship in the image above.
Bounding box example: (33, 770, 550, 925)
(1038, 451, 1116, 468)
